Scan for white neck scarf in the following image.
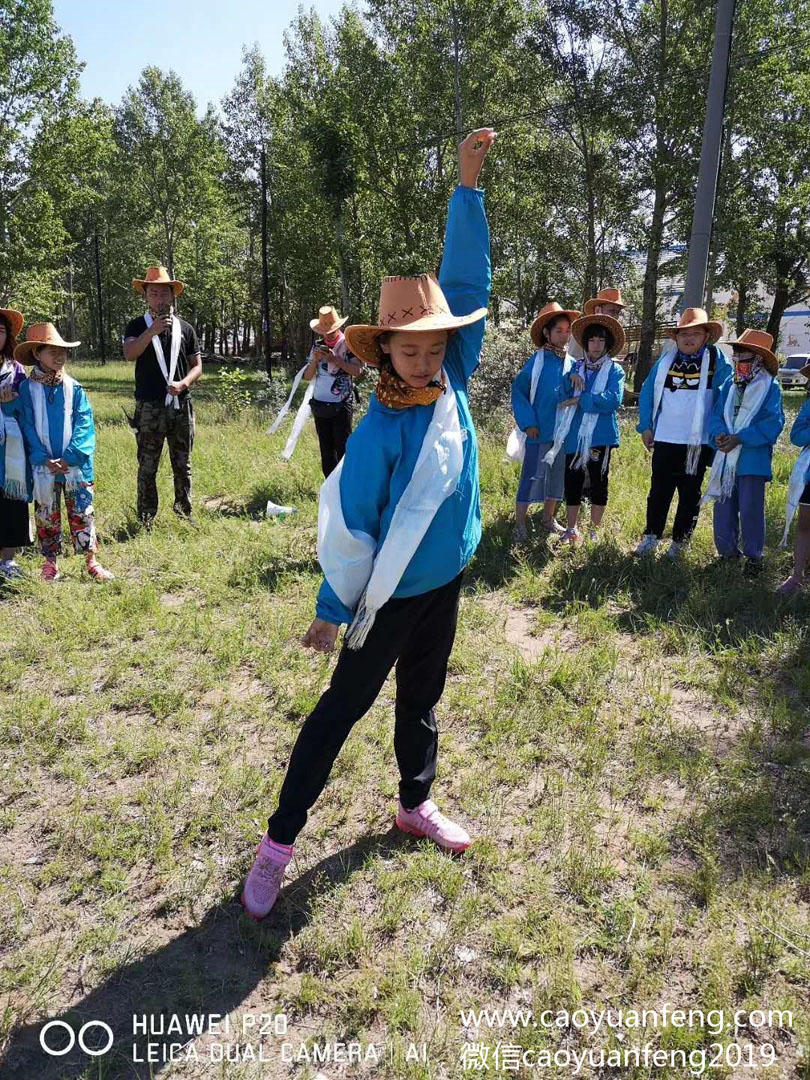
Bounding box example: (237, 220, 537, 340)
(0, 360, 26, 500)
(266, 362, 315, 459)
(702, 373, 772, 504)
(782, 446, 810, 548)
(542, 350, 577, 466)
(652, 343, 712, 474)
(144, 312, 182, 410)
(570, 355, 614, 474)
(29, 374, 83, 508)
(318, 367, 463, 650)
(506, 349, 545, 463)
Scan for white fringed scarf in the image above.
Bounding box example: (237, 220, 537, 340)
(651, 342, 712, 474)
(506, 349, 545, 464)
(782, 447, 810, 548)
(29, 373, 83, 509)
(0, 361, 26, 500)
(145, 312, 182, 410)
(317, 368, 463, 650)
(266, 363, 316, 460)
(569, 356, 614, 474)
(702, 372, 772, 505)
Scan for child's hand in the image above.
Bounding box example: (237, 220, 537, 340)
(525, 426, 539, 439)
(458, 128, 497, 188)
(302, 618, 339, 653)
(640, 429, 654, 452)
(570, 373, 585, 392)
(0, 387, 17, 403)
(559, 397, 579, 409)
(717, 434, 740, 452)
(46, 458, 70, 474)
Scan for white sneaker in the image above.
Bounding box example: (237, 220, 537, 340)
(588, 529, 599, 542)
(666, 540, 686, 560)
(634, 534, 660, 556)
(539, 517, 566, 536)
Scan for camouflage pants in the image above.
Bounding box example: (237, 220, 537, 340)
(134, 398, 195, 520)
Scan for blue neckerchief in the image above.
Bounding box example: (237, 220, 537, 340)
(674, 345, 707, 366)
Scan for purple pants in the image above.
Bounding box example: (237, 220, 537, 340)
(712, 475, 767, 559)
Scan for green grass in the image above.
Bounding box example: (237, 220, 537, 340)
(1, 361, 809, 1078)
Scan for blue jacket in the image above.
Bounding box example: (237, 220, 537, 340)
(790, 399, 810, 486)
(316, 184, 490, 625)
(707, 377, 784, 480)
(557, 360, 625, 452)
(636, 345, 733, 443)
(0, 389, 32, 500)
(512, 349, 571, 443)
(18, 377, 96, 484)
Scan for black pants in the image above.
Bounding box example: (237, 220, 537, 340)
(645, 442, 715, 542)
(267, 571, 465, 845)
(312, 403, 353, 478)
(564, 447, 611, 507)
(0, 491, 32, 548)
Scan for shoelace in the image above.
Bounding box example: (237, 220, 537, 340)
(251, 855, 286, 902)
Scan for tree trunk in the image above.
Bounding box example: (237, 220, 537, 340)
(766, 282, 790, 346)
(735, 280, 747, 336)
(335, 211, 351, 314)
(634, 183, 668, 392)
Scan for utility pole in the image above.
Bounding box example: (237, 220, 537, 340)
(681, 0, 736, 312)
(94, 230, 106, 364)
(260, 147, 272, 379)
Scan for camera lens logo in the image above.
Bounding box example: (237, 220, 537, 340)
(40, 1020, 114, 1057)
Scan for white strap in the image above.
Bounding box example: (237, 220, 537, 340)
(145, 313, 181, 410)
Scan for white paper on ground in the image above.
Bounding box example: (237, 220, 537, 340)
(266, 499, 298, 518)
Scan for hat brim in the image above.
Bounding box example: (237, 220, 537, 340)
(310, 314, 349, 333)
(571, 314, 626, 356)
(666, 320, 723, 344)
(584, 298, 626, 316)
(14, 338, 80, 361)
(0, 308, 24, 339)
(345, 309, 487, 365)
(133, 278, 184, 297)
(530, 309, 581, 349)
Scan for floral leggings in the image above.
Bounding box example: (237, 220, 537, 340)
(35, 483, 98, 558)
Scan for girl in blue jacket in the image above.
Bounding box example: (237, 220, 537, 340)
(705, 330, 784, 577)
(558, 315, 626, 543)
(241, 129, 496, 922)
(16, 324, 113, 583)
(511, 302, 581, 542)
(778, 387, 810, 596)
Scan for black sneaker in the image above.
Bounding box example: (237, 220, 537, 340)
(743, 558, 764, 579)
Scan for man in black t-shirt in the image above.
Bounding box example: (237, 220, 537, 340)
(123, 266, 202, 523)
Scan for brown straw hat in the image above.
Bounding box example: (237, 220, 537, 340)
(530, 302, 581, 349)
(14, 322, 80, 362)
(0, 308, 24, 339)
(723, 328, 779, 377)
(571, 314, 626, 357)
(665, 307, 723, 344)
(310, 305, 349, 335)
(344, 274, 487, 366)
(584, 287, 627, 317)
(132, 265, 184, 297)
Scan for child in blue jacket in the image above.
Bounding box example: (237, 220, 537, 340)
(241, 129, 496, 921)
(778, 382, 810, 596)
(704, 330, 783, 577)
(0, 307, 32, 579)
(557, 314, 626, 543)
(511, 302, 581, 542)
(634, 308, 733, 559)
(16, 323, 113, 583)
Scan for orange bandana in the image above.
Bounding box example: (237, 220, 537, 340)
(375, 365, 446, 410)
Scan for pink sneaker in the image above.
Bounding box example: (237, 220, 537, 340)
(87, 559, 114, 582)
(41, 559, 60, 583)
(395, 799, 471, 853)
(240, 834, 293, 920)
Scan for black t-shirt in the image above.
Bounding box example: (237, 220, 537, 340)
(124, 315, 200, 401)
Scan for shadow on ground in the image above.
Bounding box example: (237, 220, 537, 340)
(2, 829, 411, 1079)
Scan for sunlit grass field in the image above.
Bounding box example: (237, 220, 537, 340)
(2, 361, 810, 1078)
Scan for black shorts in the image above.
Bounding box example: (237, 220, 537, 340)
(0, 491, 33, 548)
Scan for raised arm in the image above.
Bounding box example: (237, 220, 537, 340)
(439, 129, 495, 381)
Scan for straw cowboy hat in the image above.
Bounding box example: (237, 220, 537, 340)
(530, 302, 581, 349)
(310, 305, 349, 336)
(344, 274, 487, 366)
(571, 314, 626, 357)
(132, 265, 184, 297)
(14, 322, 80, 362)
(665, 307, 723, 344)
(584, 287, 627, 317)
(723, 328, 779, 377)
(0, 308, 24, 339)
